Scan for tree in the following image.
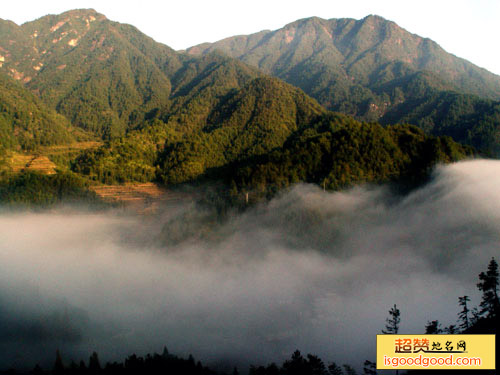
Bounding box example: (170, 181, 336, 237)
(68, 360, 79, 374)
(382, 304, 400, 375)
(88, 351, 101, 373)
(282, 350, 306, 375)
(382, 304, 400, 334)
(477, 257, 499, 317)
(458, 296, 471, 331)
(307, 354, 328, 375)
(328, 362, 343, 375)
(79, 360, 87, 372)
(162, 346, 169, 358)
(444, 325, 457, 334)
(363, 360, 376, 375)
(469, 307, 481, 326)
(425, 320, 442, 334)
(53, 350, 64, 375)
(343, 364, 357, 375)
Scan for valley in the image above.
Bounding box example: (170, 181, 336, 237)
(0, 6, 498, 373)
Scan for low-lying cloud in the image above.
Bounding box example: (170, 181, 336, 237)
(0, 159, 498, 370)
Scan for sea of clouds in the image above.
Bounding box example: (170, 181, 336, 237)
(0, 159, 498, 371)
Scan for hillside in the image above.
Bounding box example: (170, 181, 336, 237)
(229, 113, 473, 196)
(73, 75, 325, 184)
(158, 76, 326, 184)
(0, 73, 77, 151)
(0, 10, 270, 141)
(72, 105, 472, 207)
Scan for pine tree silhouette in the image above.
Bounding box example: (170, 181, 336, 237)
(88, 351, 101, 373)
(53, 350, 64, 375)
(477, 257, 499, 317)
(382, 304, 400, 334)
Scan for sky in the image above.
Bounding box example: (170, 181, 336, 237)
(1, 0, 499, 75)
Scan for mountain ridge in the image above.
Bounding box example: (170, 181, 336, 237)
(0, 9, 477, 206)
(187, 15, 500, 100)
(186, 14, 500, 153)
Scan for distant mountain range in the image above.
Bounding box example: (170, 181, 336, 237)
(0, 10, 491, 204)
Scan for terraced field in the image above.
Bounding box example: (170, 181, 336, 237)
(7, 154, 35, 173)
(41, 141, 102, 169)
(2, 142, 102, 174)
(39, 141, 102, 155)
(8, 153, 57, 174)
(1, 141, 192, 213)
(90, 183, 190, 213)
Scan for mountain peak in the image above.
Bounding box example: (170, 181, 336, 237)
(20, 8, 107, 33)
(19, 8, 108, 41)
(285, 16, 327, 28)
(49, 8, 106, 21)
(361, 14, 387, 22)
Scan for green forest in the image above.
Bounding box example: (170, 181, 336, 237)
(0, 171, 100, 207)
(66, 109, 472, 210)
(0, 8, 498, 208)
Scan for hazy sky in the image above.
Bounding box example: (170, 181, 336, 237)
(1, 0, 499, 75)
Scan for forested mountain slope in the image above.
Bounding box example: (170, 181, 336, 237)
(187, 15, 500, 153)
(0, 73, 76, 151)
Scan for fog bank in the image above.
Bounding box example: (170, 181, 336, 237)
(0, 160, 498, 370)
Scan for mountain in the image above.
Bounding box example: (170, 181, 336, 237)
(378, 73, 500, 154)
(0, 9, 180, 138)
(0, 9, 265, 140)
(0, 10, 482, 207)
(157, 76, 325, 184)
(188, 15, 500, 100)
(187, 15, 500, 153)
(2, 10, 499, 153)
(229, 113, 472, 200)
(71, 72, 471, 200)
(1, 9, 328, 187)
(73, 74, 325, 184)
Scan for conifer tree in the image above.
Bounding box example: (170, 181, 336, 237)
(328, 362, 343, 375)
(363, 360, 376, 375)
(88, 351, 101, 373)
(32, 364, 44, 375)
(382, 304, 400, 334)
(445, 325, 457, 334)
(162, 346, 169, 358)
(53, 350, 64, 375)
(458, 296, 470, 330)
(425, 320, 442, 334)
(343, 364, 357, 375)
(477, 257, 499, 317)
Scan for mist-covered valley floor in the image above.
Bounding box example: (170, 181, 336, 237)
(0, 159, 498, 371)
